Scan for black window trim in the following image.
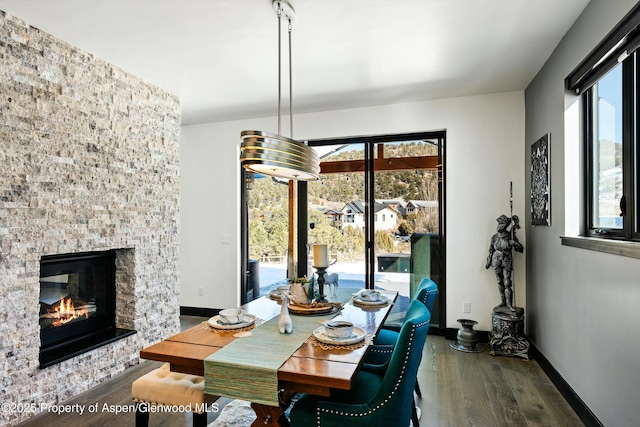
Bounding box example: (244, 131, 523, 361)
(566, 2, 640, 94)
(564, 2, 640, 246)
(583, 60, 630, 241)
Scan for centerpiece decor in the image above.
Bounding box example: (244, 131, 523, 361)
(312, 244, 329, 267)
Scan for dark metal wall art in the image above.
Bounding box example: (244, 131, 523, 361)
(531, 133, 550, 226)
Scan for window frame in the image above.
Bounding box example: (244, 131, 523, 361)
(566, 2, 640, 243)
(583, 61, 629, 240)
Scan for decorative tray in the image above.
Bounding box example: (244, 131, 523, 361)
(313, 326, 366, 345)
(288, 302, 335, 315)
(208, 314, 256, 330)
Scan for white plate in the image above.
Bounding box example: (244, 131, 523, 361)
(353, 295, 389, 306)
(208, 314, 256, 330)
(269, 289, 285, 299)
(313, 326, 366, 345)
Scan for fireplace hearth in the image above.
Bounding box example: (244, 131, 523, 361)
(39, 250, 136, 368)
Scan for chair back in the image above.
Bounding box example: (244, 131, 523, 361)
(290, 299, 431, 427)
(372, 299, 430, 425)
(327, 300, 430, 426)
(415, 277, 438, 313)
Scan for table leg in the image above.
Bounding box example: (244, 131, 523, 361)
(250, 403, 289, 427)
(250, 389, 295, 427)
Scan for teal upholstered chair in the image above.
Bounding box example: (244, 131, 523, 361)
(364, 278, 438, 426)
(368, 277, 438, 361)
(289, 299, 431, 427)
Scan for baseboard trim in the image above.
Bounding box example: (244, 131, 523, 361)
(529, 342, 603, 427)
(180, 306, 220, 318)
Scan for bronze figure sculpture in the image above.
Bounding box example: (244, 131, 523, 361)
(486, 214, 523, 312)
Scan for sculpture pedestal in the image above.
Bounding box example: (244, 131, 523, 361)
(489, 307, 529, 360)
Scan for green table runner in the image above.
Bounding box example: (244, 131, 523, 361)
(204, 288, 359, 406)
(204, 309, 338, 406)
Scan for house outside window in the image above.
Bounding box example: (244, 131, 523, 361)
(566, 6, 640, 242)
(345, 208, 354, 223)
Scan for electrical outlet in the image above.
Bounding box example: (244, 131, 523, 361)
(198, 286, 204, 296)
(463, 302, 471, 313)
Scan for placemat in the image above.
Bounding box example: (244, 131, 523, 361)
(352, 299, 390, 309)
(201, 316, 266, 334)
(309, 333, 374, 351)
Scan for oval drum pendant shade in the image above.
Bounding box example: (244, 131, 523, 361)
(240, 130, 320, 181)
(239, 0, 319, 181)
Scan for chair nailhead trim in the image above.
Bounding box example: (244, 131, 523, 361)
(369, 348, 393, 354)
(315, 320, 429, 426)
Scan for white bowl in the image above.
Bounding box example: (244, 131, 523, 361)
(219, 308, 245, 324)
(359, 290, 381, 302)
(324, 321, 354, 339)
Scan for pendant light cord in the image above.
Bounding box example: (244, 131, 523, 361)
(288, 19, 293, 139)
(277, 5, 282, 135)
(276, 2, 294, 139)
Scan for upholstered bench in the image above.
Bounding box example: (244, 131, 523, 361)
(132, 363, 217, 427)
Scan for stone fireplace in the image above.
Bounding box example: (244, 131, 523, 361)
(0, 11, 181, 426)
(39, 250, 136, 368)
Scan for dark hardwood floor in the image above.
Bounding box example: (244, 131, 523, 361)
(417, 335, 584, 427)
(18, 317, 584, 427)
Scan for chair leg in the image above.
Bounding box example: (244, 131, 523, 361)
(412, 402, 420, 427)
(135, 403, 150, 427)
(193, 411, 208, 427)
(415, 380, 422, 397)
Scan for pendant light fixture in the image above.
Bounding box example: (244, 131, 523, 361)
(240, 0, 319, 181)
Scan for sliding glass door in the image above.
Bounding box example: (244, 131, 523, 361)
(372, 139, 440, 300)
(304, 131, 445, 328)
(305, 143, 367, 288)
(240, 130, 445, 327)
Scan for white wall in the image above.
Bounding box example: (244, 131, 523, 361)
(180, 91, 525, 330)
(525, 1, 640, 426)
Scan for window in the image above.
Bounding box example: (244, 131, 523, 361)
(567, 3, 640, 242)
(586, 63, 625, 235)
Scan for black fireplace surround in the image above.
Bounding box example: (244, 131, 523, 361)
(39, 250, 135, 368)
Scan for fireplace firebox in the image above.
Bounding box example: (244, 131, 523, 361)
(39, 250, 135, 368)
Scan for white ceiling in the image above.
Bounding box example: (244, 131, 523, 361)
(0, 0, 590, 125)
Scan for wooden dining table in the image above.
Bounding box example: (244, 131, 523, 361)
(139, 289, 398, 426)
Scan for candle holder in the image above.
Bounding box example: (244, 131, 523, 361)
(312, 266, 328, 302)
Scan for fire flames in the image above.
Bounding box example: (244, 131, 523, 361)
(51, 298, 89, 327)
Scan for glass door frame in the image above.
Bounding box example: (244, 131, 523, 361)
(299, 131, 446, 328)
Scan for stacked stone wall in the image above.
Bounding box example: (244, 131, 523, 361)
(0, 11, 180, 425)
